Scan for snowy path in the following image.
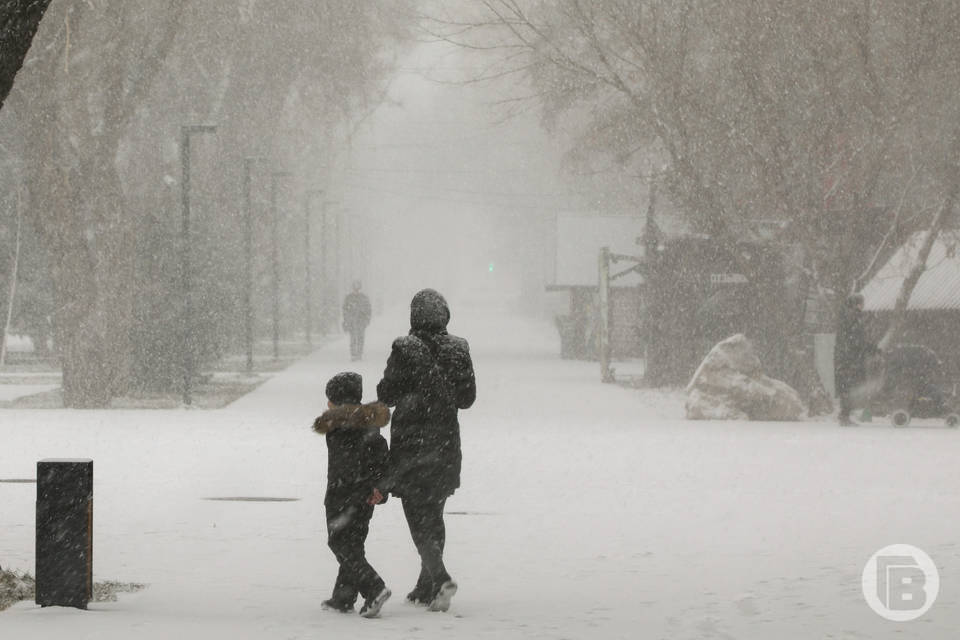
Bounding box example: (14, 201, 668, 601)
(2, 300, 959, 639)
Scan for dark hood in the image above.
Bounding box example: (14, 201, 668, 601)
(410, 288, 450, 333)
(325, 371, 362, 405)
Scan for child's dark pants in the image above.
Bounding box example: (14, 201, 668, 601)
(327, 501, 384, 604)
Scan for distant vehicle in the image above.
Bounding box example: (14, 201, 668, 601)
(871, 344, 960, 427)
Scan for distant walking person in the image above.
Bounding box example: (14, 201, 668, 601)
(834, 293, 879, 426)
(342, 281, 372, 361)
(374, 289, 476, 612)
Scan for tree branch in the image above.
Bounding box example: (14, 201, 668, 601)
(878, 129, 960, 350)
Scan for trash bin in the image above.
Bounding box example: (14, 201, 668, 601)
(36, 459, 93, 609)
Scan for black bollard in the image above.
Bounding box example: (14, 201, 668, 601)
(35, 459, 93, 609)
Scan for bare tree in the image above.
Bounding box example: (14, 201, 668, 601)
(0, 188, 21, 366)
(8, 1, 189, 407)
(427, 1, 960, 276)
(2, 1, 413, 406)
(425, 0, 960, 353)
(878, 130, 960, 351)
(0, 0, 52, 110)
(0, 0, 53, 369)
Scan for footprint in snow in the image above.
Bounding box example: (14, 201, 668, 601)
(735, 594, 760, 616)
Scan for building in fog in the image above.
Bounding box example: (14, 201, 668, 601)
(548, 211, 818, 389)
(640, 232, 800, 387)
(862, 231, 960, 382)
(547, 215, 645, 362)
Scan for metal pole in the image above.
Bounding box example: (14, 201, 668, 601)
(304, 194, 311, 347)
(599, 246, 613, 383)
(270, 171, 291, 360)
(243, 158, 255, 373)
(180, 125, 216, 406)
(333, 208, 342, 331)
(180, 128, 191, 404)
(270, 175, 280, 360)
(319, 201, 329, 333)
(304, 190, 323, 347)
(318, 199, 338, 334)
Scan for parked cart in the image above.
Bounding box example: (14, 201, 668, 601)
(871, 344, 959, 427)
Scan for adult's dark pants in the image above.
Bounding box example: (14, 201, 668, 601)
(349, 330, 365, 360)
(838, 390, 853, 421)
(401, 497, 451, 596)
(837, 374, 860, 422)
(327, 502, 383, 604)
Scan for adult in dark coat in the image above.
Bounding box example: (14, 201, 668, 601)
(834, 293, 878, 425)
(375, 289, 476, 611)
(342, 281, 372, 361)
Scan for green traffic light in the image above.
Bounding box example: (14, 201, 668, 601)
(488, 262, 494, 273)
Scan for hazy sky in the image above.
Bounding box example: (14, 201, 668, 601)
(330, 40, 580, 311)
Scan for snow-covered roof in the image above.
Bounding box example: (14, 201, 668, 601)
(862, 231, 960, 311)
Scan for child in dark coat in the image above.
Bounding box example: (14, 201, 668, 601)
(312, 371, 391, 618)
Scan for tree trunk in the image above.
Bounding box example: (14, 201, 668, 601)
(877, 130, 960, 351)
(49, 162, 136, 408)
(0, 1, 49, 365)
(0, 0, 52, 111)
(0, 189, 21, 366)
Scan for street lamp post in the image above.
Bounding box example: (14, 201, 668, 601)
(332, 207, 343, 331)
(319, 200, 338, 334)
(242, 157, 266, 373)
(270, 171, 292, 360)
(180, 124, 217, 406)
(303, 189, 323, 347)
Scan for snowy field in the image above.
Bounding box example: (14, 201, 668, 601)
(1, 298, 959, 639)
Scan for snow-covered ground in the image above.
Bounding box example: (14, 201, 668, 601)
(1, 298, 958, 639)
(0, 384, 58, 403)
(1, 335, 35, 352)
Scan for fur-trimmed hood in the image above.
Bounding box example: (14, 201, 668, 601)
(312, 401, 390, 435)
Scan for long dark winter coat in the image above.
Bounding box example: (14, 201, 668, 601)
(376, 289, 476, 502)
(834, 297, 877, 395)
(313, 402, 390, 508)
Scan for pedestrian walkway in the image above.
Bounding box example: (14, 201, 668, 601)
(1, 298, 958, 639)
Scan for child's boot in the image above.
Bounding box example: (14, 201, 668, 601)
(359, 586, 391, 618)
